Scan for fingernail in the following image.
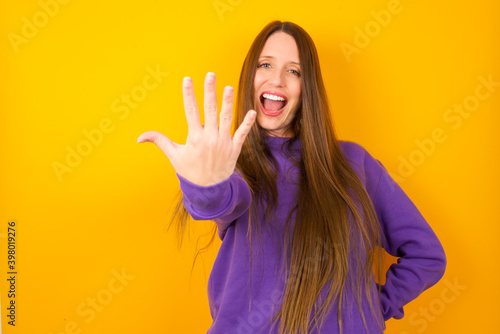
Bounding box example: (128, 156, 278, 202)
(136, 136, 144, 143)
(206, 72, 215, 83)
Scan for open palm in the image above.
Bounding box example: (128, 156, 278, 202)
(136, 72, 256, 186)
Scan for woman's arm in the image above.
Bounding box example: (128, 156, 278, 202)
(136, 73, 256, 239)
(176, 169, 251, 238)
(361, 145, 447, 321)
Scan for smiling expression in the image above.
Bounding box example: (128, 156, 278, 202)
(254, 32, 302, 137)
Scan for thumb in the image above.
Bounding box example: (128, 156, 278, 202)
(136, 131, 177, 159)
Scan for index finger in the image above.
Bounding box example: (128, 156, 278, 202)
(182, 77, 202, 135)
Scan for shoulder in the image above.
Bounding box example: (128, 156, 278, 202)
(338, 140, 374, 171)
(338, 140, 387, 194)
(338, 140, 367, 161)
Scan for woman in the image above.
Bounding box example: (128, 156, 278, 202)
(137, 21, 446, 334)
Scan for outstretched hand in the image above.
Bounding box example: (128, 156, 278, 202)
(136, 72, 257, 186)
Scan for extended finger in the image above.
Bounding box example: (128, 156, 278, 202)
(182, 77, 202, 135)
(219, 86, 234, 139)
(136, 130, 178, 161)
(203, 72, 219, 135)
(232, 110, 257, 158)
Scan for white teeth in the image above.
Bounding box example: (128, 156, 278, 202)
(262, 93, 286, 101)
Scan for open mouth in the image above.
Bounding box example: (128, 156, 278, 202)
(259, 92, 288, 116)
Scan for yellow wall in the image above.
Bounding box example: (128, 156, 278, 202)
(1, 0, 498, 333)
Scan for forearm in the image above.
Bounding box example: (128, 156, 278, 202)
(177, 169, 252, 234)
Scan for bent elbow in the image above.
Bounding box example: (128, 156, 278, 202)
(426, 244, 447, 288)
(436, 247, 447, 280)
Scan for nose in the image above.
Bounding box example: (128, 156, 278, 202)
(268, 69, 285, 87)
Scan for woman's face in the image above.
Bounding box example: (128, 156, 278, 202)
(254, 32, 302, 137)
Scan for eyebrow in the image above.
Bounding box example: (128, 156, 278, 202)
(259, 55, 300, 66)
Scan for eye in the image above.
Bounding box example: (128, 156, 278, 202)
(258, 62, 271, 68)
(289, 69, 301, 77)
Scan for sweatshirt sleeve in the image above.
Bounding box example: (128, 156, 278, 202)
(175, 169, 252, 240)
(362, 148, 447, 321)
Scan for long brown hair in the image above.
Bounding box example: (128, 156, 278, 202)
(169, 21, 385, 333)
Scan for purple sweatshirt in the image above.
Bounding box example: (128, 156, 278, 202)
(176, 136, 446, 334)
